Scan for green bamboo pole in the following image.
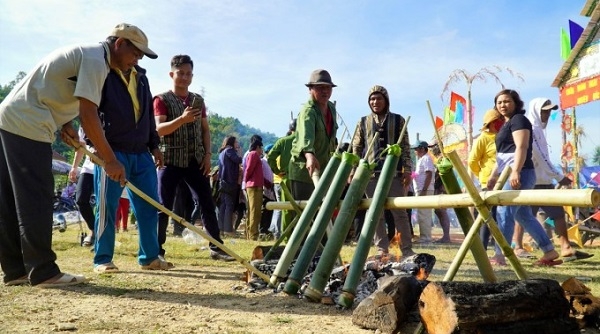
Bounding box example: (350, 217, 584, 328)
(337, 145, 402, 308)
(268, 153, 342, 287)
(283, 152, 359, 295)
(436, 155, 496, 283)
(447, 151, 528, 279)
(337, 117, 410, 308)
(304, 158, 374, 302)
(443, 163, 512, 281)
(68, 139, 270, 282)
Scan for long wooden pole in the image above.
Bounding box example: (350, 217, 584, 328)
(266, 189, 599, 210)
(67, 139, 270, 282)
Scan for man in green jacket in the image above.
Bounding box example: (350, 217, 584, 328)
(267, 119, 296, 234)
(288, 69, 338, 201)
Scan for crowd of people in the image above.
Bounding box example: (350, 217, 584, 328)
(0, 22, 592, 288)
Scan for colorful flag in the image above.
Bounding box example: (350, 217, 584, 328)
(444, 107, 455, 124)
(450, 92, 466, 124)
(569, 20, 584, 49)
(435, 116, 444, 129)
(560, 27, 571, 61)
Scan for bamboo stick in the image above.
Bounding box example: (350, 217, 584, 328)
(444, 163, 512, 281)
(436, 155, 496, 283)
(67, 138, 270, 282)
(283, 152, 359, 295)
(263, 181, 301, 261)
(304, 158, 374, 302)
(268, 153, 342, 287)
(447, 151, 528, 279)
(338, 116, 410, 309)
(266, 188, 599, 210)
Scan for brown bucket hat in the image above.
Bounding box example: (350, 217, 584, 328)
(305, 69, 336, 87)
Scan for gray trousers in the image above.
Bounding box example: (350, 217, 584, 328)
(366, 174, 413, 255)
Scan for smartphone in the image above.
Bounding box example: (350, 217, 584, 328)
(191, 96, 201, 109)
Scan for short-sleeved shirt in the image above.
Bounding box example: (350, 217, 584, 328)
(0, 43, 110, 143)
(495, 113, 534, 173)
(413, 154, 435, 191)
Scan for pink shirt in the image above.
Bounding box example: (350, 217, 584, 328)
(244, 151, 264, 188)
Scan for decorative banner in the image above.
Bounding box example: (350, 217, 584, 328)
(435, 116, 444, 130)
(562, 142, 574, 162)
(449, 92, 466, 124)
(559, 74, 600, 109)
(561, 114, 572, 133)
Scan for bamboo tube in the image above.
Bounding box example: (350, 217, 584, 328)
(67, 139, 270, 283)
(268, 153, 342, 287)
(266, 188, 599, 210)
(284, 152, 359, 295)
(304, 158, 374, 302)
(444, 163, 512, 281)
(447, 151, 528, 279)
(338, 117, 410, 309)
(436, 155, 496, 283)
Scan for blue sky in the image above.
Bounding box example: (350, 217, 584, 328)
(0, 0, 597, 165)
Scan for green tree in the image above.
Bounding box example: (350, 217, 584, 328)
(0, 71, 26, 104)
(593, 146, 600, 165)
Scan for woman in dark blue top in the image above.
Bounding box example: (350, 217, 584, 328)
(487, 89, 561, 267)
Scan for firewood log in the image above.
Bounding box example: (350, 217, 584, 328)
(352, 275, 423, 333)
(418, 279, 577, 334)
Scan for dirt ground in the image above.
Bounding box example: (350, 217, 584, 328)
(1, 224, 599, 333)
(1, 257, 385, 333)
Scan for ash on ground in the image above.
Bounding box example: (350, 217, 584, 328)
(248, 253, 435, 308)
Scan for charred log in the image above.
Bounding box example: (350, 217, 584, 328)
(418, 279, 577, 334)
(352, 275, 424, 333)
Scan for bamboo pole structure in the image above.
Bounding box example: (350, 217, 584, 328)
(436, 155, 496, 283)
(268, 153, 342, 287)
(443, 161, 513, 281)
(337, 117, 410, 309)
(447, 151, 529, 278)
(266, 189, 599, 211)
(67, 139, 270, 282)
(283, 152, 359, 295)
(304, 158, 374, 302)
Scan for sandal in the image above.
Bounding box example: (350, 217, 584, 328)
(514, 248, 536, 259)
(82, 235, 94, 247)
(533, 258, 563, 267)
(35, 273, 87, 288)
(489, 256, 507, 266)
(94, 262, 120, 273)
(562, 251, 594, 262)
(5, 275, 29, 286)
(140, 258, 174, 271)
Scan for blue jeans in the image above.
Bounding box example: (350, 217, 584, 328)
(269, 183, 282, 237)
(94, 151, 160, 266)
(494, 169, 555, 256)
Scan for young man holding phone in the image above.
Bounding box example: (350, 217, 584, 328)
(154, 54, 233, 261)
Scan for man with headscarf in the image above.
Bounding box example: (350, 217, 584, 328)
(351, 85, 415, 259)
(512, 98, 592, 261)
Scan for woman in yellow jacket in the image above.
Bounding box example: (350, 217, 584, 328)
(468, 109, 504, 249)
